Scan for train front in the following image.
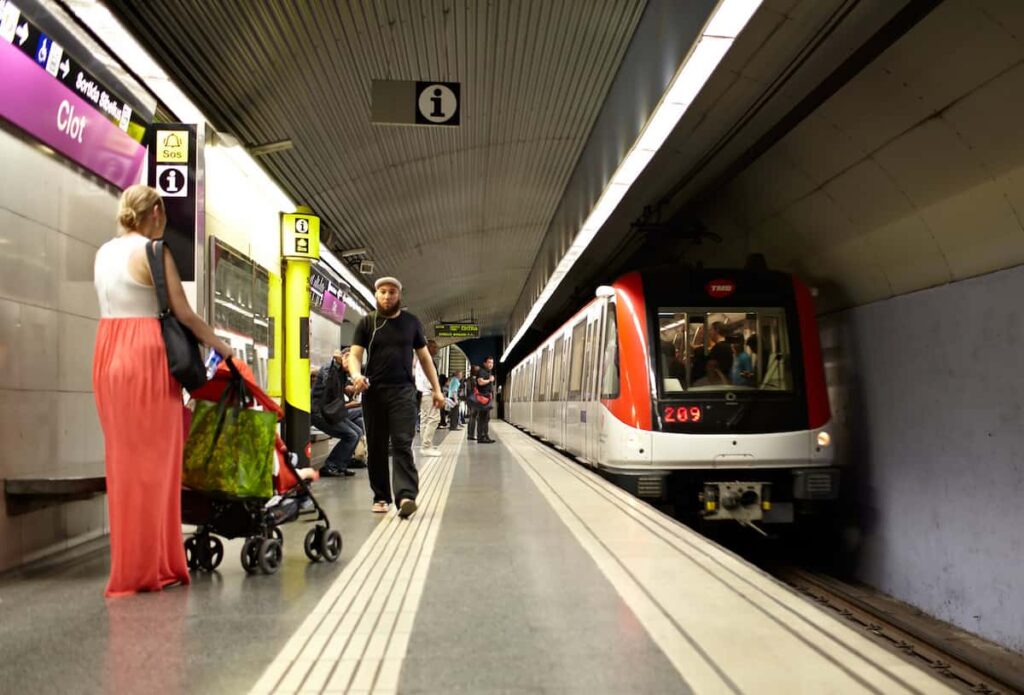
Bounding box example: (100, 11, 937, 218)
(620, 268, 838, 530)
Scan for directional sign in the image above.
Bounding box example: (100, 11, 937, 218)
(434, 323, 479, 339)
(372, 79, 461, 127)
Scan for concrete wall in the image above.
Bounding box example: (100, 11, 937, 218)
(0, 125, 116, 572)
(821, 264, 1024, 652)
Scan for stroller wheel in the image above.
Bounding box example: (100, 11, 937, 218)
(200, 536, 224, 571)
(258, 538, 283, 574)
(320, 529, 343, 563)
(241, 538, 261, 574)
(304, 528, 323, 562)
(184, 536, 200, 570)
(271, 526, 284, 543)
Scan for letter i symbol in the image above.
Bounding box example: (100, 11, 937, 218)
(431, 88, 444, 117)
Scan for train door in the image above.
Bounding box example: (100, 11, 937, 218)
(595, 300, 619, 466)
(564, 319, 586, 456)
(551, 334, 567, 448)
(585, 302, 608, 464)
(580, 309, 599, 464)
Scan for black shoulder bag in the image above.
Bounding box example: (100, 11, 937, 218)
(146, 240, 208, 392)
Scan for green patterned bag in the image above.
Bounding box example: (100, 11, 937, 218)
(183, 377, 277, 498)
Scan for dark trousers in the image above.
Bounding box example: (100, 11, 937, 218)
(312, 416, 360, 472)
(476, 407, 491, 439)
(466, 406, 478, 438)
(363, 385, 418, 504)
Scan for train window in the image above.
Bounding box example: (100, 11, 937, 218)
(568, 321, 586, 400)
(600, 302, 619, 399)
(552, 336, 565, 400)
(656, 308, 792, 393)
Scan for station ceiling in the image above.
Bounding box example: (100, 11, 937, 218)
(105, 0, 1024, 353)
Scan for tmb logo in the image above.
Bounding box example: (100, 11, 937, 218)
(706, 278, 736, 298)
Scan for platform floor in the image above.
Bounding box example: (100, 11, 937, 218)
(0, 422, 955, 694)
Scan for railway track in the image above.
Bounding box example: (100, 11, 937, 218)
(773, 567, 1022, 694)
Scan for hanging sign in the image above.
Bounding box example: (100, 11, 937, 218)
(434, 323, 479, 339)
(371, 79, 460, 127)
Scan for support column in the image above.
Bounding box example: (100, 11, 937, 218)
(280, 210, 321, 467)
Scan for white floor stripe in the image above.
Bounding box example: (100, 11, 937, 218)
(250, 433, 464, 695)
(497, 422, 955, 695)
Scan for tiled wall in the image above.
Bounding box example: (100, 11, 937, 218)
(819, 263, 1024, 652)
(0, 125, 118, 572)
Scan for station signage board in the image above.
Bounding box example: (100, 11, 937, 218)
(434, 322, 479, 339)
(0, 2, 148, 136)
(0, 20, 146, 189)
(281, 213, 321, 261)
(371, 79, 460, 127)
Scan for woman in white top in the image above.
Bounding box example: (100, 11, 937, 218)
(93, 184, 231, 598)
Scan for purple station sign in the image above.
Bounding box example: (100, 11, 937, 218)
(0, 38, 145, 189)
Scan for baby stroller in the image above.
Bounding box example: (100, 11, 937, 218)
(180, 359, 342, 575)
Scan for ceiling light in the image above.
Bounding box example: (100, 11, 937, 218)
(249, 139, 294, 156)
(341, 247, 368, 258)
(502, 0, 763, 362)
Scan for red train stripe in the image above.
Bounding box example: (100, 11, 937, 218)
(604, 272, 653, 431)
(793, 277, 831, 429)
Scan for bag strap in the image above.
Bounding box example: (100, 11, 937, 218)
(145, 240, 172, 319)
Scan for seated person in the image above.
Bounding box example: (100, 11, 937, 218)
(311, 350, 360, 477)
(693, 357, 729, 387)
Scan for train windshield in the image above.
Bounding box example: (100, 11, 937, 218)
(656, 308, 793, 394)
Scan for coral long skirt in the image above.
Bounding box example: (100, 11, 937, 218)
(93, 318, 190, 597)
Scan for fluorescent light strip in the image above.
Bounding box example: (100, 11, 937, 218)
(319, 247, 376, 307)
(501, 0, 761, 362)
(67, 1, 378, 305)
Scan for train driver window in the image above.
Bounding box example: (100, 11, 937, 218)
(600, 302, 619, 398)
(656, 308, 792, 394)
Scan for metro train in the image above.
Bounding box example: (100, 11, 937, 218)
(506, 266, 838, 531)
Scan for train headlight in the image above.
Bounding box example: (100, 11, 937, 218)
(817, 431, 832, 448)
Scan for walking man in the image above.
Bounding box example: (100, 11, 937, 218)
(415, 340, 442, 456)
(349, 277, 445, 518)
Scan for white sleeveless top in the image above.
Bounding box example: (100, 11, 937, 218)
(94, 235, 161, 318)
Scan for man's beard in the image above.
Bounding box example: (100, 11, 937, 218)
(376, 299, 400, 317)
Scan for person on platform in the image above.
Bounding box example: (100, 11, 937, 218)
(474, 356, 497, 443)
(92, 184, 233, 597)
(349, 277, 445, 518)
(311, 350, 360, 477)
(415, 340, 442, 456)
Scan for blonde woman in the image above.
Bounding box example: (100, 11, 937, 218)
(93, 184, 232, 597)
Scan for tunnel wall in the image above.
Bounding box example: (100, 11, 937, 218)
(820, 264, 1024, 652)
(0, 125, 115, 572)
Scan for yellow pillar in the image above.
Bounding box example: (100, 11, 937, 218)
(281, 210, 321, 466)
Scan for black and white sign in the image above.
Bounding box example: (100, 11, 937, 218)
(156, 164, 188, 197)
(371, 79, 461, 127)
(415, 82, 459, 125)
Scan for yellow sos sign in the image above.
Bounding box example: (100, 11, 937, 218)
(155, 130, 189, 163)
(281, 213, 320, 260)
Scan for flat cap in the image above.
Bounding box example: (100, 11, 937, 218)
(374, 276, 402, 291)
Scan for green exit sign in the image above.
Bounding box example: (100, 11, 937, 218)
(434, 323, 479, 338)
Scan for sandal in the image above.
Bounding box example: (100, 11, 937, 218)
(371, 501, 389, 513)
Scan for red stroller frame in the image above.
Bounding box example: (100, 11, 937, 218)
(181, 358, 342, 575)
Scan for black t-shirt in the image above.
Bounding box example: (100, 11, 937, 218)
(476, 367, 493, 396)
(352, 311, 426, 387)
(708, 340, 733, 379)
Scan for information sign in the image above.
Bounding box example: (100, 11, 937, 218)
(371, 79, 461, 127)
(282, 213, 321, 261)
